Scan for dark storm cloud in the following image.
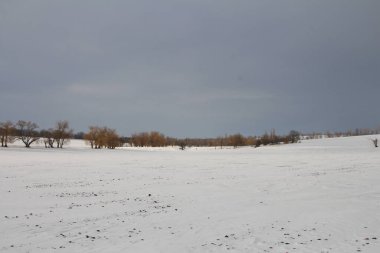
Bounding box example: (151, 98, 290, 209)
(1, 0, 379, 137)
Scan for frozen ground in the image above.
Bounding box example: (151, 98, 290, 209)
(1, 136, 379, 253)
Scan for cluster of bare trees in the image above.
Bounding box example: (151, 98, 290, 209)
(84, 126, 120, 149)
(255, 129, 300, 147)
(190, 134, 257, 148)
(0, 120, 41, 148)
(126, 130, 301, 149)
(41, 121, 73, 148)
(0, 120, 73, 148)
(0, 120, 123, 149)
(130, 131, 167, 147)
(127, 133, 257, 148)
(1, 120, 122, 149)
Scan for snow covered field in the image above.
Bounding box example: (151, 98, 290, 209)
(1, 136, 379, 253)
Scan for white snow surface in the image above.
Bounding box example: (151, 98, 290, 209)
(1, 136, 380, 253)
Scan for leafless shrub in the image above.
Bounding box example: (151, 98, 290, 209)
(372, 138, 378, 148)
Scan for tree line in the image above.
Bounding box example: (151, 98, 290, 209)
(1, 119, 301, 149)
(2, 119, 379, 149)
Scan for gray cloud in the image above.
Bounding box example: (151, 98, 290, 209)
(1, 0, 379, 137)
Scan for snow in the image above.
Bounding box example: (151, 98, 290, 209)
(1, 136, 380, 252)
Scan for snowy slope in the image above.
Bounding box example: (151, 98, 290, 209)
(1, 136, 379, 252)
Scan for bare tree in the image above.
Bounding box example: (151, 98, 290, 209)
(260, 132, 270, 146)
(216, 136, 225, 149)
(84, 126, 100, 149)
(0, 121, 16, 147)
(288, 130, 301, 143)
(40, 129, 55, 148)
(178, 139, 186, 150)
(103, 128, 120, 149)
(53, 120, 73, 148)
(16, 120, 40, 148)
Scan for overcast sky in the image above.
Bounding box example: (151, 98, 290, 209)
(1, 0, 379, 137)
